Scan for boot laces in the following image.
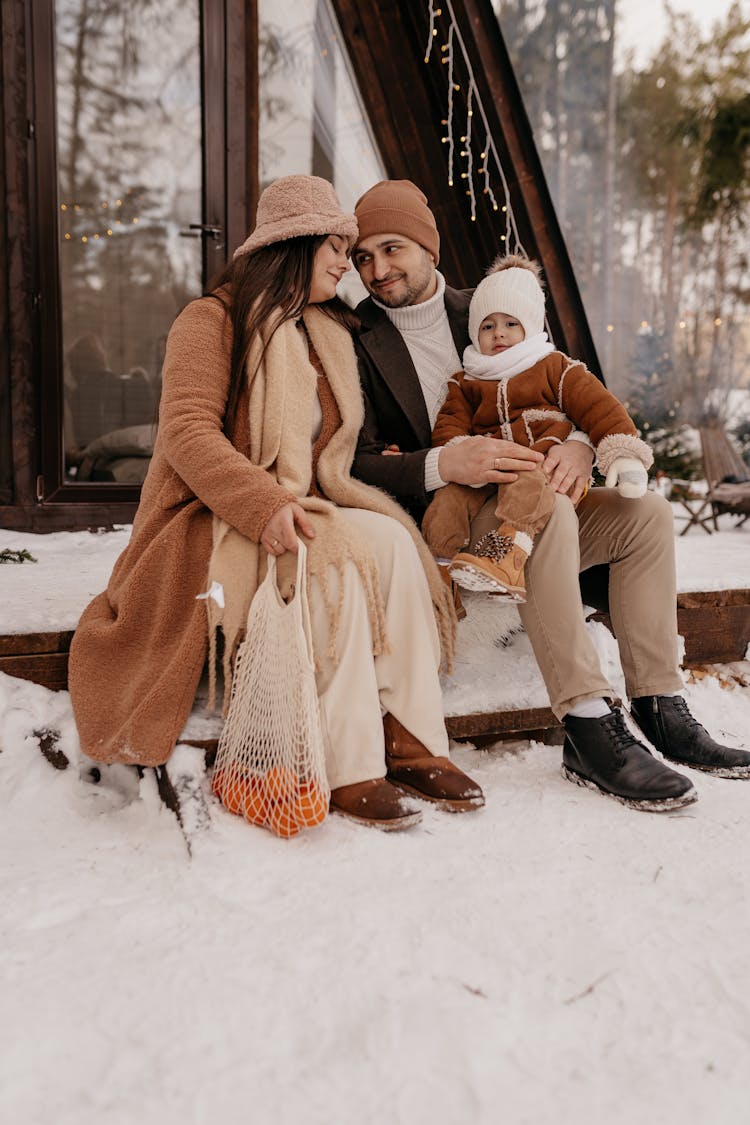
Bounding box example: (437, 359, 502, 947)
(602, 710, 636, 762)
(474, 529, 513, 563)
(668, 695, 706, 734)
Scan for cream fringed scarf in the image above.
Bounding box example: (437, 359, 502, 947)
(206, 304, 456, 709)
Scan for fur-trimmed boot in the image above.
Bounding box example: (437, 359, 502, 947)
(449, 523, 532, 601)
(382, 713, 485, 813)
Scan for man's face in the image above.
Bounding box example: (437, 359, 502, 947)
(353, 233, 437, 307)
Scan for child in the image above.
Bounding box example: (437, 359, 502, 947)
(421, 254, 652, 600)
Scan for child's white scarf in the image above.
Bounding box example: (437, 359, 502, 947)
(462, 332, 555, 381)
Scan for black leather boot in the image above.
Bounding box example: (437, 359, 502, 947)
(562, 707, 697, 811)
(630, 695, 750, 779)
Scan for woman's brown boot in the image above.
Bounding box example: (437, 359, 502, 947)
(382, 714, 485, 813)
(329, 778, 422, 831)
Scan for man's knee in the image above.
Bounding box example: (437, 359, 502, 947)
(538, 491, 578, 542)
(638, 490, 674, 535)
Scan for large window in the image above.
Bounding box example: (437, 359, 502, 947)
(54, 0, 203, 484)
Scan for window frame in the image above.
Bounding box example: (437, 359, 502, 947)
(0, 0, 255, 527)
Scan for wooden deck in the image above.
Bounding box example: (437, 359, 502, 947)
(3, 587, 748, 743)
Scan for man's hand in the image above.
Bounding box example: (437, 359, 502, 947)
(438, 436, 544, 486)
(544, 440, 594, 504)
(261, 502, 316, 556)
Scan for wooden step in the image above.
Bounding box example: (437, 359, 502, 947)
(3, 589, 748, 741)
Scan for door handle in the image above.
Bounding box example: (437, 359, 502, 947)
(187, 223, 223, 240)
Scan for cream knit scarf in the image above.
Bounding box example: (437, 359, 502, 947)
(205, 304, 456, 709)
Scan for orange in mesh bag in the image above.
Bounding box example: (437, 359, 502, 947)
(212, 540, 330, 838)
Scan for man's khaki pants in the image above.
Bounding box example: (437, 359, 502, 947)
(469, 488, 683, 719)
(309, 509, 449, 789)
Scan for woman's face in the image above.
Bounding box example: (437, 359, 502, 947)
(308, 234, 351, 303)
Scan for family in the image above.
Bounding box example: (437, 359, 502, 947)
(68, 174, 750, 831)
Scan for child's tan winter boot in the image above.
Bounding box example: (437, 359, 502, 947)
(449, 523, 532, 601)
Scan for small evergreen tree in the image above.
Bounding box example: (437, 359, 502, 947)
(625, 329, 701, 480)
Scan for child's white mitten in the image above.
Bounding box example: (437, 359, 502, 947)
(605, 457, 648, 498)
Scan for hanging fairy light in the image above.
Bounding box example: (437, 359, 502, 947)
(445, 23, 455, 186)
(58, 194, 141, 245)
(423, 0, 526, 254)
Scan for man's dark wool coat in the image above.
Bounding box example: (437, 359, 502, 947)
(352, 285, 471, 521)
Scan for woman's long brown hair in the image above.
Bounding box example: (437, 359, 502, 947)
(207, 235, 359, 434)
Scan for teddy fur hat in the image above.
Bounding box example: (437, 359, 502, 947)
(468, 253, 546, 349)
(233, 175, 358, 259)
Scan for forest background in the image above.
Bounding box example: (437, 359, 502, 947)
(497, 0, 750, 475)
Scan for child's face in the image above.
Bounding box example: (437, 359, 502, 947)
(478, 312, 525, 355)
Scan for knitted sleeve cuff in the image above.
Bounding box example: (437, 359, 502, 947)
(424, 446, 448, 492)
(566, 429, 594, 449)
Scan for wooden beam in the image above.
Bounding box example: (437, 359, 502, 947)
(330, 0, 602, 377)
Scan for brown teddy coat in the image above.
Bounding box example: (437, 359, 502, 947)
(431, 351, 651, 474)
(423, 350, 652, 559)
(68, 298, 454, 767)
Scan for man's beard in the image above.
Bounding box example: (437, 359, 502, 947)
(369, 258, 435, 308)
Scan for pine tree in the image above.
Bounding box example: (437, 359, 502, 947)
(625, 329, 701, 480)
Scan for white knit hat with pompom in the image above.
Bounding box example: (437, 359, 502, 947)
(468, 254, 546, 349)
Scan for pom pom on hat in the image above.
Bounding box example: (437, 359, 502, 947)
(468, 253, 546, 349)
(233, 175, 358, 259)
(354, 179, 440, 264)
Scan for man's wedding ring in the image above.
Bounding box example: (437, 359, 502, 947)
(493, 458, 501, 470)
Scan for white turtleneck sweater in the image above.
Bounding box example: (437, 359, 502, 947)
(372, 272, 460, 491)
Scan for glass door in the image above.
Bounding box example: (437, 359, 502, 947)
(33, 0, 228, 497)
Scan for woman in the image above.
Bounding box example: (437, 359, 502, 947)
(69, 175, 484, 831)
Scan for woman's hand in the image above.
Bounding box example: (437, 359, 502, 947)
(261, 502, 316, 555)
(544, 441, 594, 504)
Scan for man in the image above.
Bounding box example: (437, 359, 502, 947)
(350, 179, 750, 811)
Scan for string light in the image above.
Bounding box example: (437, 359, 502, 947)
(58, 196, 141, 245)
(423, 0, 525, 252)
(445, 23, 455, 186)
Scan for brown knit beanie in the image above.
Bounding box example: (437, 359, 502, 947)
(354, 180, 440, 264)
(233, 175, 358, 259)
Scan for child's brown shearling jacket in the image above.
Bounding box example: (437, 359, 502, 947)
(432, 351, 652, 474)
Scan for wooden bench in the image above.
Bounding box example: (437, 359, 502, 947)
(4, 582, 749, 743)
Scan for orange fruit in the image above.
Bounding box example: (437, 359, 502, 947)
(267, 801, 302, 839)
(265, 766, 298, 803)
(293, 780, 328, 826)
(213, 769, 270, 825)
(242, 777, 269, 826)
(212, 770, 245, 816)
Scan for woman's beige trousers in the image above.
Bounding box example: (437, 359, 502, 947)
(309, 508, 449, 789)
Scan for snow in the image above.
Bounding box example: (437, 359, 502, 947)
(0, 526, 132, 634)
(1, 513, 750, 1124)
(1, 507, 747, 638)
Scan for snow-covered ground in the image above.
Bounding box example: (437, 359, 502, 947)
(1, 513, 749, 1124)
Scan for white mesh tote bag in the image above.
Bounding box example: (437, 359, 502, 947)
(212, 539, 329, 838)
